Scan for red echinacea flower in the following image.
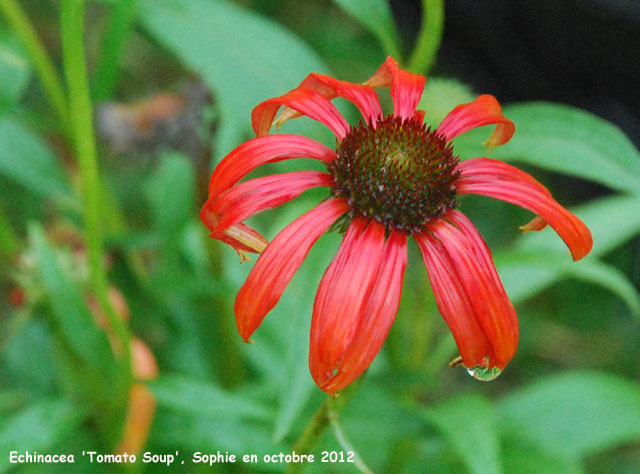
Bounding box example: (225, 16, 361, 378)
(201, 57, 593, 394)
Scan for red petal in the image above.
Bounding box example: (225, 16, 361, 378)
(459, 157, 552, 232)
(309, 218, 386, 391)
(364, 56, 425, 121)
(200, 197, 267, 261)
(458, 158, 552, 196)
(212, 171, 334, 232)
(234, 198, 348, 341)
(415, 230, 493, 368)
(456, 159, 593, 260)
(364, 56, 396, 87)
(251, 88, 350, 139)
(437, 95, 515, 150)
(424, 214, 519, 369)
(208, 134, 335, 196)
(319, 230, 407, 394)
(276, 73, 383, 127)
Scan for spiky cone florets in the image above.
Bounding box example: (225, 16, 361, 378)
(328, 116, 460, 233)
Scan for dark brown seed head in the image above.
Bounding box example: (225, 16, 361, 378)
(328, 116, 460, 233)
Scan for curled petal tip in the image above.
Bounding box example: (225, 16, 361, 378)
(438, 94, 515, 147)
(519, 216, 548, 233)
(482, 140, 496, 153)
(201, 198, 267, 260)
(274, 107, 299, 130)
(571, 229, 593, 261)
(482, 120, 515, 152)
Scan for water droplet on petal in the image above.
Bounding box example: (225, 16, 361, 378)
(467, 365, 502, 382)
(466, 364, 502, 382)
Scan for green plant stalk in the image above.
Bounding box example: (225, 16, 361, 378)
(0, 0, 69, 129)
(407, 0, 444, 75)
(285, 399, 328, 474)
(286, 376, 365, 474)
(380, 29, 402, 63)
(92, 0, 140, 101)
(60, 0, 132, 442)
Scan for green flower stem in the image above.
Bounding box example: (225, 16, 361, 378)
(286, 376, 365, 474)
(92, 0, 139, 100)
(60, 0, 132, 429)
(407, 0, 445, 75)
(0, 0, 69, 129)
(285, 399, 329, 474)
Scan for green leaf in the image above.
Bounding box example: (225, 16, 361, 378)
(272, 285, 315, 442)
(0, 399, 83, 473)
(28, 224, 115, 370)
(92, 0, 140, 100)
(342, 386, 424, 471)
(153, 411, 287, 457)
(0, 27, 31, 111)
(3, 319, 58, 394)
(565, 258, 640, 319)
(0, 118, 71, 200)
(331, 0, 401, 59)
(494, 194, 640, 305)
(138, 0, 331, 159)
(495, 249, 566, 304)
(146, 152, 195, 237)
(490, 102, 640, 193)
(501, 442, 584, 474)
(497, 250, 640, 318)
(423, 394, 501, 474)
(498, 372, 640, 457)
(149, 375, 273, 421)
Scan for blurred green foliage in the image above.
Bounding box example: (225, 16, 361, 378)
(0, 0, 639, 473)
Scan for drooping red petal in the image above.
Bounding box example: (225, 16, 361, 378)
(457, 158, 552, 196)
(364, 56, 425, 122)
(309, 218, 386, 391)
(208, 134, 335, 196)
(234, 198, 348, 341)
(446, 210, 513, 303)
(252, 88, 350, 139)
(425, 214, 518, 368)
(212, 171, 334, 233)
(456, 159, 593, 260)
(275, 73, 383, 128)
(437, 94, 515, 150)
(319, 230, 407, 394)
(200, 197, 267, 261)
(415, 230, 493, 369)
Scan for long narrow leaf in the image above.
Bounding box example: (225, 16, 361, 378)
(332, 0, 401, 59)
